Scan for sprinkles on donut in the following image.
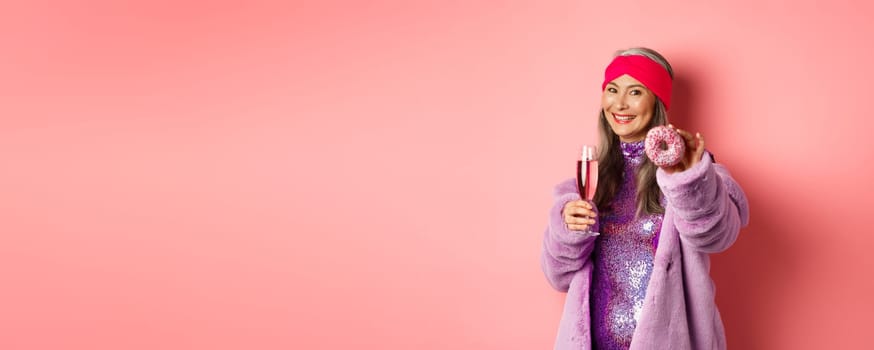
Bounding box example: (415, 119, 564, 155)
(645, 125, 685, 167)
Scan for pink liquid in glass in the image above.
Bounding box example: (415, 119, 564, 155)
(577, 145, 599, 201)
(584, 160, 598, 200)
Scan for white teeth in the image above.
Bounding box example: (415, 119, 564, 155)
(614, 115, 635, 121)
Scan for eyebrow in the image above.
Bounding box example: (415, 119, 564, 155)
(607, 82, 646, 90)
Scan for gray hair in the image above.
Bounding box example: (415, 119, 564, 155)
(615, 47, 674, 79)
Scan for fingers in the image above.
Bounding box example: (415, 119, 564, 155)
(565, 214, 596, 226)
(567, 199, 592, 210)
(564, 201, 594, 216)
(563, 200, 596, 230)
(668, 124, 706, 158)
(693, 132, 705, 159)
(662, 124, 707, 173)
(668, 124, 695, 145)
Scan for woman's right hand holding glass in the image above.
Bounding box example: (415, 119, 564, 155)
(563, 200, 597, 232)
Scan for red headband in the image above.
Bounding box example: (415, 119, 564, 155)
(602, 55, 673, 110)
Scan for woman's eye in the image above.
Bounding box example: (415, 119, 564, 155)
(607, 87, 617, 93)
(630, 89, 641, 95)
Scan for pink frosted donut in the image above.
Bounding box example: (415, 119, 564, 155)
(645, 126, 685, 167)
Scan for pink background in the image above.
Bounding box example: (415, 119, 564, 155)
(2, 1, 872, 349)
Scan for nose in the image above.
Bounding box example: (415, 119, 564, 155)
(615, 93, 629, 110)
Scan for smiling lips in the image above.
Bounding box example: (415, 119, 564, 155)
(612, 113, 636, 124)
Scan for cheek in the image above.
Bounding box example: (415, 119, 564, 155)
(601, 93, 612, 108)
(632, 97, 654, 114)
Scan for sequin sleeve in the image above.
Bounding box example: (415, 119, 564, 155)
(541, 178, 600, 292)
(656, 151, 750, 253)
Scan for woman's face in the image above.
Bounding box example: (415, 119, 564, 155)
(601, 74, 656, 142)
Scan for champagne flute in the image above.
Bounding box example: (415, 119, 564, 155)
(577, 145, 599, 201)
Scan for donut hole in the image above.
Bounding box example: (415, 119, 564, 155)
(658, 141, 669, 150)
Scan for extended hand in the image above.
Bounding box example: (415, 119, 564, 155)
(662, 124, 705, 174)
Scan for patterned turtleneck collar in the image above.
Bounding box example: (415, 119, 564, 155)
(620, 140, 646, 160)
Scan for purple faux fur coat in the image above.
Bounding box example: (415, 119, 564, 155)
(541, 152, 749, 349)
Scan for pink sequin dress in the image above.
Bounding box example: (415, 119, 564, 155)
(590, 140, 664, 349)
